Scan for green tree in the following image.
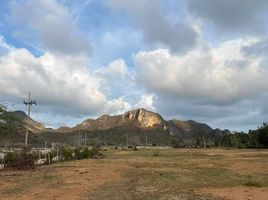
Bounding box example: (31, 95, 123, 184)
(257, 122, 268, 147)
(0, 104, 17, 133)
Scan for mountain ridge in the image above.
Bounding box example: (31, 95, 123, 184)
(52, 108, 213, 139)
(1, 108, 226, 147)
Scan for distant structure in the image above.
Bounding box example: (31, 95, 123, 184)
(23, 92, 37, 148)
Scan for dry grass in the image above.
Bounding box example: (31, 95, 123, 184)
(0, 148, 268, 200)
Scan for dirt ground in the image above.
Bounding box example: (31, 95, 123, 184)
(0, 159, 129, 200)
(0, 148, 268, 200)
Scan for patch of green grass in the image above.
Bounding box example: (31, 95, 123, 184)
(43, 173, 57, 179)
(243, 176, 263, 187)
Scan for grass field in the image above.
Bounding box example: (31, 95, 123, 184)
(0, 148, 268, 200)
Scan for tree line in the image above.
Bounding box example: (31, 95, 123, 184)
(196, 122, 268, 148)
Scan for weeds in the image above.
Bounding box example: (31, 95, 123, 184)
(243, 176, 263, 187)
(151, 150, 160, 157)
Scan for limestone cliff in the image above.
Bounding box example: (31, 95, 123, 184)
(62, 108, 167, 131)
(54, 108, 213, 139)
(122, 108, 166, 128)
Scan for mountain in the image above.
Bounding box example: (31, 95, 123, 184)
(166, 119, 213, 139)
(0, 110, 44, 147)
(54, 108, 213, 142)
(12, 111, 45, 133)
(0, 108, 217, 147)
(56, 108, 167, 133)
(74, 114, 122, 130)
(123, 108, 166, 128)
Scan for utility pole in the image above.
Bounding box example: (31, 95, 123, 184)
(202, 136, 207, 148)
(23, 92, 37, 148)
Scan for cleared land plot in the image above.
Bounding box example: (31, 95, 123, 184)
(0, 148, 268, 200)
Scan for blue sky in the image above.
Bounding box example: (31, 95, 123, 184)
(0, 0, 268, 131)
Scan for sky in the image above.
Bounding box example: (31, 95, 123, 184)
(0, 0, 268, 131)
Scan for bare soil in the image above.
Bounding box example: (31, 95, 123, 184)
(0, 148, 267, 200)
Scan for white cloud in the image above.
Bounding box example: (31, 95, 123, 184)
(133, 37, 268, 130)
(0, 46, 131, 118)
(94, 59, 131, 80)
(134, 38, 268, 105)
(134, 94, 155, 111)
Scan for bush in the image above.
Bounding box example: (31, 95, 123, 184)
(4, 150, 35, 169)
(81, 147, 90, 159)
(61, 146, 100, 161)
(74, 148, 82, 160)
(4, 152, 18, 165)
(89, 146, 100, 158)
(62, 147, 74, 161)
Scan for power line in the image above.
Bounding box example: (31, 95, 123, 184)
(23, 92, 37, 148)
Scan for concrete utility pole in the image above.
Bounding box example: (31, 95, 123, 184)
(23, 92, 37, 148)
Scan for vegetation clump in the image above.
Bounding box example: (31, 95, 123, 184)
(243, 176, 263, 187)
(61, 146, 101, 161)
(4, 149, 35, 169)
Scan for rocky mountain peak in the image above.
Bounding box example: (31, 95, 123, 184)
(122, 108, 165, 128)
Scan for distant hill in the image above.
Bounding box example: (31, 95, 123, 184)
(166, 119, 213, 139)
(76, 108, 166, 130)
(40, 108, 213, 146)
(0, 110, 44, 147)
(56, 108, 212, 136)
(0, 108, 221, 147)
(12, 111, 45, 133)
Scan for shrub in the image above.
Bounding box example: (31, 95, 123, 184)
(244, 176, 263, 187)
(62, 147, 74, 161)
(74, 148, 82, 160)
(89, 146, 100, 158)
(4, 152, 18, 165)
(4, 150, 35, 169)
(81, 147, 90, 159)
